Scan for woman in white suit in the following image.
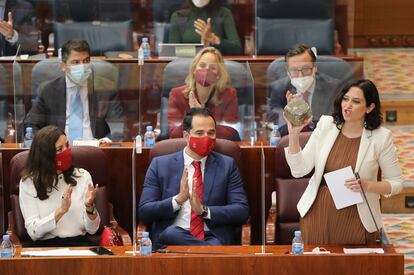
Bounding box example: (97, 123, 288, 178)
(285, 79, 404, 245)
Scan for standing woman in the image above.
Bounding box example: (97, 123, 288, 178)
(168, 47, 238, 135)
(285, 79, 404, 244)
(168, 0, 242, 55)
(19, 125, 100, 246)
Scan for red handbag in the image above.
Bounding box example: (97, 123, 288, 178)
(99, 226, 122, 246)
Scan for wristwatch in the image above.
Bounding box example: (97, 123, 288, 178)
(200, 205, 208, 218)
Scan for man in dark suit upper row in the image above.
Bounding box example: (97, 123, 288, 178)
(23, 38, 127, 142)
(267, 44, 341, 136)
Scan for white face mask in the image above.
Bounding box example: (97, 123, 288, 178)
(290, 76, 315, 93)
(192, 0, 210, 8)
(67, 63, 92, 85)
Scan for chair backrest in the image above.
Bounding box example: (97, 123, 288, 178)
(159, 59, 254, 139)
(52, 0, 132, 22)
(9, 146, 110, 244)
(53, 21, 132, 56)
(31, 59, 119, 98)
(266, 56, 353, 97)
(149, 138, 242, 171)
(256, 0, 335, 55)
(169, 124, 241, 141)
(272, 132, 311, 244)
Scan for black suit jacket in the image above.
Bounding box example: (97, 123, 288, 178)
(23, 76, 127, 140)
(267, 72, 340, 135)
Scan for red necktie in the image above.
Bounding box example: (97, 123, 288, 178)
(190, 160, 204, 240)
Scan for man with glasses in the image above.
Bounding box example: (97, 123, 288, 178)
(267, 44, 340, 136)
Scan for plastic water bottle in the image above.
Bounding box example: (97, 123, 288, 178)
(138, 46, 144, 66)
(24, 127, 33, 148)
(291, 230, 304, 255)
(1, 235, 15, 258)
(140, 231, 152, 256)
(144, 126, 155, 147)
(140, 37, 151, 59)
(269, 124, 281, 146)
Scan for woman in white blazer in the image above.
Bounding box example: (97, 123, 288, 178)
(285, 79, 404, 245)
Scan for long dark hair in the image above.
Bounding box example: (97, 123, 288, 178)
(332, 79, 382, 130)
(21, 126, 77, 200)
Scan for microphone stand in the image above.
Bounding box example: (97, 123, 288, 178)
(256, 143, 271, 255)
(355, 172, 382, 244)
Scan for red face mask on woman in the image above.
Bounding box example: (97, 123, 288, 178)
(195, 68, 218, 87)
(189, 136, 216, 157)
(55, 147, 73, 172)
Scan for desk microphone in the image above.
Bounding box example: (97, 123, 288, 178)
(355, 172, 382, 243)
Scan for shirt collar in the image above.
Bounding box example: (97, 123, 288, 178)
(183, 146, 208, 167)
(65, 75, 87, 89)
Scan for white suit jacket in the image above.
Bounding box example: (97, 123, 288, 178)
(285, 115, 404, 232)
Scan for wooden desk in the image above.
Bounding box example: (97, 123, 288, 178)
(0, 143, 276, 244)
(0, 245, 403, 275)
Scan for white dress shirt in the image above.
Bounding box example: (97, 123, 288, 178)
(19, 168, 100, 241)
(172, 148, 211, 231)
(64, 76, 94, 140)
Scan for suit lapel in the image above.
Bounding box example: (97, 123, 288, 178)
(87, 78, 95, 135)
(203, 153, 218, 204)
(174, 152, 185, 194)
(355, 128, 372, 173)
(317, 123, 340, 176)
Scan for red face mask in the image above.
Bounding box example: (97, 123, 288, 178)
(55, 147, 73, 172)
(195, 68, 217, 87)
(189, 136, 216, 157)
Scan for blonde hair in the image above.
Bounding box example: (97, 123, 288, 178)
(183, 47, 231, 105)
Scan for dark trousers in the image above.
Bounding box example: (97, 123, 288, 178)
(159, 225, 222, 246)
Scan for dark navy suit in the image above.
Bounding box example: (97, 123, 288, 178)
(139, 150, 249, 246)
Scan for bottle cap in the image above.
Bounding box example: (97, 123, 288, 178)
(142, 37, 148, 43)
(2, 234, 10, 241)
(294, 230, 301, 237)
(26, 127, 33, 132)
(146, 126, 153, 131)
(142, 232, 149, 238)
(273, 124, 279, 130)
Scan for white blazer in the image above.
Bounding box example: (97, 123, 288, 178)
(285, 115, 404, 232)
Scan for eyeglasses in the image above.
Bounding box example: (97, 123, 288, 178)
(287, 66, 314, 76)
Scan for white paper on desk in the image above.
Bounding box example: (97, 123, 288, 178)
(21, 248, 96, 257)
(323, 166, 363, 209)
(343, 248, 384, 254)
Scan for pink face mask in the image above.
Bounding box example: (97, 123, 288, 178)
(195, 68, 218, 87)
(189, 136, 216, 157)
(55, 147, 73, 172)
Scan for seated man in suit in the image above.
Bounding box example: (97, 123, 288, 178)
(267, 44, 340, 136)
(139, 107, 249, 246)
(23, 38, 127, 142)
(0, 9, 19, 56)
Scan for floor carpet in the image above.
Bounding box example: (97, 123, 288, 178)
(383, 214, 414, 275)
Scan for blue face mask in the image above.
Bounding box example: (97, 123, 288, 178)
(67, 63, 92, 85)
